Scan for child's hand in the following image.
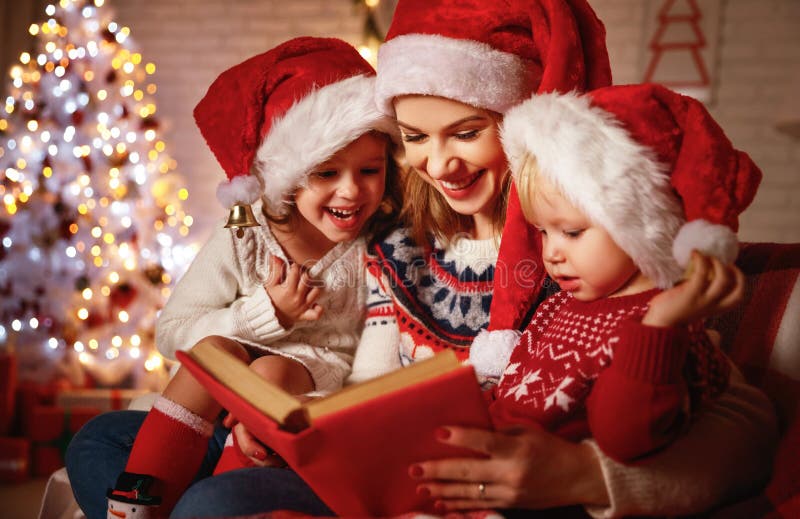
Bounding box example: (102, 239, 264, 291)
(642, 251, 745, 328)
(231, 421, 287, 468)
(264, 255, 324, 329)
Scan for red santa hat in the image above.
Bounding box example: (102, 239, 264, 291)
(374, 0, 612, 335)
(501, 83, 762, 288)
(374, 0, 611, 116)
(471, 83, 761, 379)
(194, 37, 395, 213)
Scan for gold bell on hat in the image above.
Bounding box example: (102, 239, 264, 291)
(224, 202, 260, 238)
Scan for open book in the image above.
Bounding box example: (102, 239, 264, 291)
(177, 343, 492, 516)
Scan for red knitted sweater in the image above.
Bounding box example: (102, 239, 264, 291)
(490, 289, 730, 462)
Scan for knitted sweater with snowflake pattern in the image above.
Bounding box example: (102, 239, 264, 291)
(490, 288, 731, 462)
(348, 227, 498, 384)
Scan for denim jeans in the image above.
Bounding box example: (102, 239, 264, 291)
(65, 410, 331, 519)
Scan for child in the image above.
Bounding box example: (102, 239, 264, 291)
(473, 83, 762, 462)
(105, 37, 399, 517)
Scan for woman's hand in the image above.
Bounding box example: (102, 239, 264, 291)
(221, 414, 287, 468)
(409, 425, 609, 512)
(264, 255, 324, 329)
(643, 251, 745, 328)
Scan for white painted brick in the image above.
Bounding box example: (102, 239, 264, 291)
(95, 0, 800, 245)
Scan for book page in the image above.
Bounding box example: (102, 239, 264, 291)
(304, 350, 459, 420)
(187, 340, 304, 425)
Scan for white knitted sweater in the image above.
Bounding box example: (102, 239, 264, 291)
(156, 202, 367, 394)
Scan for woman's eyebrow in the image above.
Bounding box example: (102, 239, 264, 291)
(396, 115, 489, 133)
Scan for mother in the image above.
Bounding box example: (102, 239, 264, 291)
(345, 0, 777, 516)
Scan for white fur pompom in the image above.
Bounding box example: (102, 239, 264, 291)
(469, 328, 522, 379)
(672, 219, 739, 267)
(216, 175, 261, 208)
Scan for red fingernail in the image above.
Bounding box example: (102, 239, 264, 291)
(435, 427, 451, 441)
(416, 486, 431, 498)
(408, 464, 424, 478)
(253, 449, 267, 460)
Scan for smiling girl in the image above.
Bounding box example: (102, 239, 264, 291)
(103, 37, 400, 517)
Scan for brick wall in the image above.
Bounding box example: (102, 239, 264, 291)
(51, 0, 800, 243)
(110, 0, 365, 240)
(591, 0, 800, 243)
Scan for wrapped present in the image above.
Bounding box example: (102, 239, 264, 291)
(0, 353, 16, 435)
(0, 436, 30, 483)
(26, 405, 100, 443)
(26, 405, 101, 475)
(32, 445, 63, 477)
(55, 388, 149, 413)
(15, 380, 59, 435)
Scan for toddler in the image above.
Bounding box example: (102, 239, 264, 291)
(473, 83, 761, 461)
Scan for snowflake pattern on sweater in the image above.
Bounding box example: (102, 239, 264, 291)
(496, 291, 648, 428)
(353, 227, 498, 379)
(491, 288, 731, 458)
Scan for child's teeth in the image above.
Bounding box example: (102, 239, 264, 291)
(329, 208, 357, 218)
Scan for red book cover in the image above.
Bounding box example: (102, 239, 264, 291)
(177, 350, 492, 516)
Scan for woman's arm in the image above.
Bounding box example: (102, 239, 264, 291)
(346, 255, 402, 384)
(414, 363, 776, 516)
(585, 363, 777, 518)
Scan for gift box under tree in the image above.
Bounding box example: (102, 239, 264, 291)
(27, 405, 100, 477)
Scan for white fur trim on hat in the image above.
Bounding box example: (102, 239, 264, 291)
(216, 175, 261, 208)
(470, 328, 521, 379)
(375, 34, 537, 116)
(502, 92, 686, 288)
(672, 219, 738, 268)
(255, 74, 396, 213)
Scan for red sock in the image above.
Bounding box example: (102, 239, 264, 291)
(124, 396, 213, 512)
(212, 432, 254, 475)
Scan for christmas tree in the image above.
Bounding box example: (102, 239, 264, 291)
(644, 0, 710, 91)
(0, 0, 196, 388)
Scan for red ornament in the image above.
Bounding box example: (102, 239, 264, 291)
(109, 283, 137, 310)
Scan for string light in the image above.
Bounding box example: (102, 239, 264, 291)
(0, 0, 195, 384)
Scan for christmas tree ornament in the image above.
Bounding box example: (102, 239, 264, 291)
(0, 0, 196, 386)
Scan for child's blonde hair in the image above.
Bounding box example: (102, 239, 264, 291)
(515, 154, 542, 224)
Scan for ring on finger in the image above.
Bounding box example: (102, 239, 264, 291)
(477, 482, 486, 499)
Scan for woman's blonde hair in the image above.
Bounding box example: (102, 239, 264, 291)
(400, 164, 511, 249)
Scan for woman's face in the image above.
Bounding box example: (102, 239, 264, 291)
(393, 95, 508, 232)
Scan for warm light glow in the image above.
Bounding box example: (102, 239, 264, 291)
(77, 308, 89, 320)
(82, 288, 93, 300)
(144, 352, 163, 371)
(111, 335, 123, 347)
(118, 311, 129, 323)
